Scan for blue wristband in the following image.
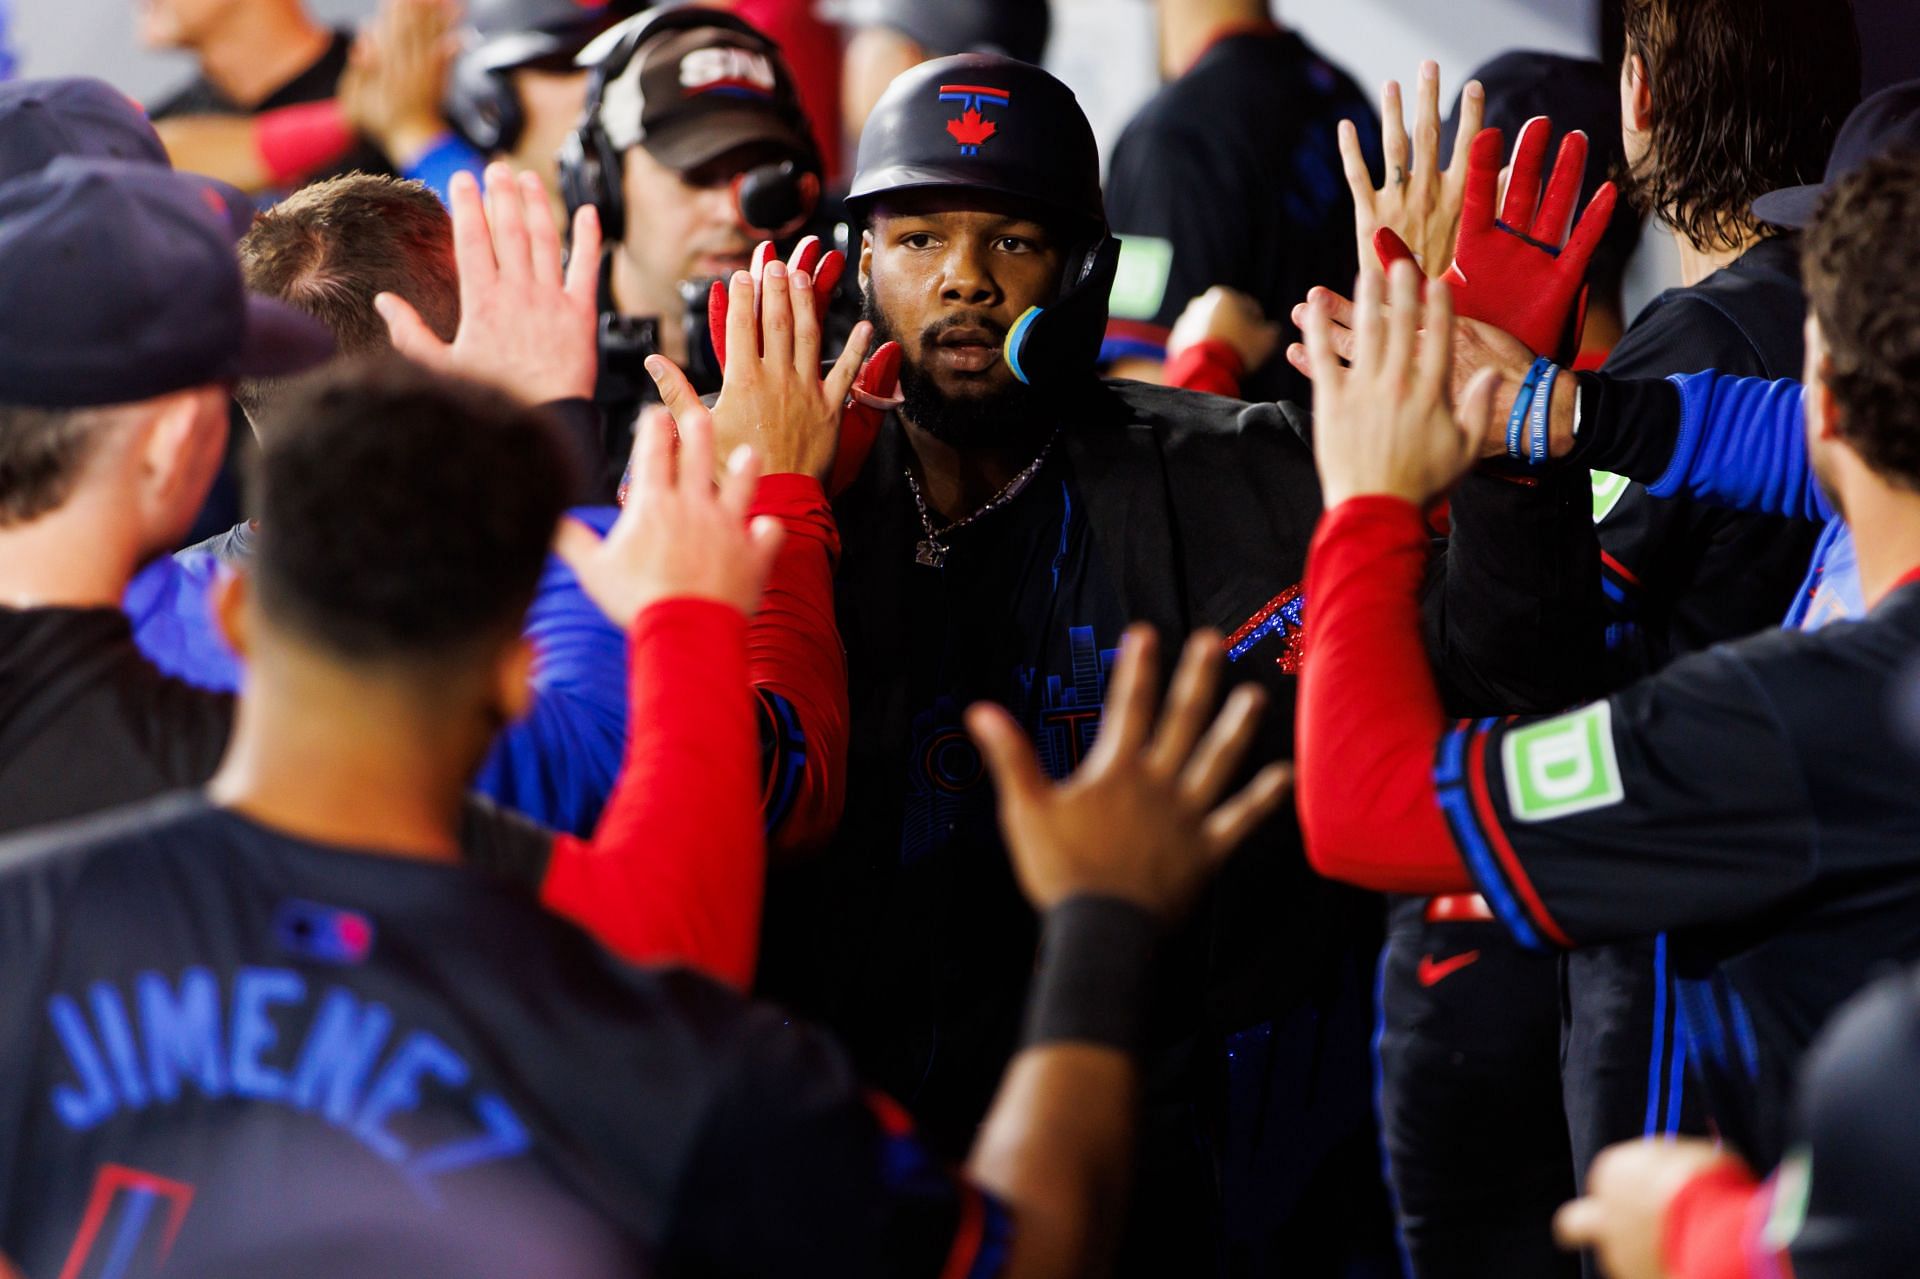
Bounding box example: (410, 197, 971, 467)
(1505, 357, 1550, 460)
(1529, 362, 1560, 465)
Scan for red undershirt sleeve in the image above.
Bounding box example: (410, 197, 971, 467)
(1163, 339, 1246, 398)
(1297, 495, 1475, 893)
(1662, 1162, 1767, 1279)
(745, 474, 849, 857)
(541, 598, 764, 991)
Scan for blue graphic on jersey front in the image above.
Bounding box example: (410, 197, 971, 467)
(901, 625, 1117, 864)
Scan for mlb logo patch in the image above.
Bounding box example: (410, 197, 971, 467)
(273, 899, 374, 965)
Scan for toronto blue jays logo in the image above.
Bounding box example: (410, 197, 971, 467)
(939, 84, 1010, 156)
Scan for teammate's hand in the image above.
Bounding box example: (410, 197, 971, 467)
(554, 382, 783, 624)
(1168, 286, 1282, 372)
(1553, 1139, 1746, 1279)
(1307, 263, 1496, 507)
(1378, 120, 1617, 359)
(340, 0, 456, 168)
(1287, 285, 1564, 460)
(700, 243, 874, 483)
(1343, 62, 1482, 277)
(968, 626, 1292, 923)
(377, 163, 601, 406)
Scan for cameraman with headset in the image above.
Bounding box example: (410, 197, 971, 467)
(560, 5, 834, 474)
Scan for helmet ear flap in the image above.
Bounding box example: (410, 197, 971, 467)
(1005, 235, 1120, 387)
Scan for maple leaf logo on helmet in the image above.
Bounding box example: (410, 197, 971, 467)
(937, 84, 1010, 156)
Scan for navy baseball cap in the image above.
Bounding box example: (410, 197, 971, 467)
(0, 159, 333, 409)
(0, 76, 258, 239)
(0, 77, 168, 183)
(1754, 78, 1920, 228)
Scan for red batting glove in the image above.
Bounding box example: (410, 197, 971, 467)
(706, 236, 900, 496)
(1377, 118, 1617, 359)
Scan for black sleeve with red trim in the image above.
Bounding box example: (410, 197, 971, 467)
(664, 1009, 1012, 1277)
(1436, 644, 1815, 950)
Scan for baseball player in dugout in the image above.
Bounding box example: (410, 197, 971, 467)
(720, 49, 1404, 1273)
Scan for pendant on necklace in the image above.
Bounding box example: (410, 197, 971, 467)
(915, 538, 947, 568)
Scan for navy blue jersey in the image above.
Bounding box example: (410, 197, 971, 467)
(0, 795, 1005, 1277)
(1437, 576, 1920, 1168)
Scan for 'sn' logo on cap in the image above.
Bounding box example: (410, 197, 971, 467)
(939, 84, 1009, 156)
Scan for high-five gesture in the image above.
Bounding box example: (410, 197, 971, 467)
(1342, 62, 1484, 277)
(1306, 263, 1496, 509)
(377, 162, 602, 405)
(967, 627, 1292, 922)
(703, 237, 904, 493)
(1376, 120, 1617, 357)
(554, 382, 783, 625)
(654, 243, 876, 486)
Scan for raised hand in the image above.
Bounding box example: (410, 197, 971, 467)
(340, 0, 456, 168)
(967, 626, 1292, 923)
(1553, 1139, 1743, 1279)
(554, 380, 783, 625)
(1377, 119, 1618, 358)
(704, 237, 903, 493)
(1343, 62, 1483, 277)
(1286, 284, 1551, 460)
(675, 243, 875, 484)
(1305, 263, 1497, 508)
(376, 162, 602, 406)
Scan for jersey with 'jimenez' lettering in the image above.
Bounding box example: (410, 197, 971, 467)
(1435, 574, 1920, 1170)
(0, 795, 1007, 1278)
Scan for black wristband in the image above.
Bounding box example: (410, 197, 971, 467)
(1020, 895, 1161, 1054)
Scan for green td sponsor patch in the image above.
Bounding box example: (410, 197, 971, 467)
(1107, 235, 1174, 320)
(1502, 701, 1625, 822)
(1591, 470, 1631, 523)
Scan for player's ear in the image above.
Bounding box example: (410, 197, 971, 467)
(858, 227, 874, 294)
(489, 633, 537, 726)
(210, 568, 252, 662)
(1623, 53, 1653, 133)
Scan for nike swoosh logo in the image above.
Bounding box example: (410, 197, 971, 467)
(1416, 950, 1482, 987)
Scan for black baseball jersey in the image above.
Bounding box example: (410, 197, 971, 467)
(147, 30, 395, 187)
(1103, 28, 1378, 404)
(0, 794, 1007, 1277)
(762, 379, 1396, 1272)
(1437, 573, 1920, 1169)
(0, 605, 551, 879)
(1592, 234, 1821, 682)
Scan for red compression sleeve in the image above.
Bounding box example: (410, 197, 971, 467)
(1164, 339, 1246, 398)
(542, 598, 764, 991)
(1297, 496, 1473, 893)
(748, 474, 850, 856)
(253, 101, 355, 186)
(1662, 1162, 1766, 1279)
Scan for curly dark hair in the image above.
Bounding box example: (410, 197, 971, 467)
(252, 357, 578, 661)
(1803, 150, 1920, 491)
(1621, 0, 1861, 251)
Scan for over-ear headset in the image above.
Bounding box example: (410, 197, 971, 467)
(557, 3, 821, 244)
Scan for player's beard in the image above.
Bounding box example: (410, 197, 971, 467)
(862, 284, 1048, 450)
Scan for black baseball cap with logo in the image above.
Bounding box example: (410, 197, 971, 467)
(577, 11, 814, 171)
(0, 159, 333, 409)
(1754, 77, 1920, 229)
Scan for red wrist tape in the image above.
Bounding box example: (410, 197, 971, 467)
(1662, 1162, 1763, 1279)
(254, 101, 355, 186)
